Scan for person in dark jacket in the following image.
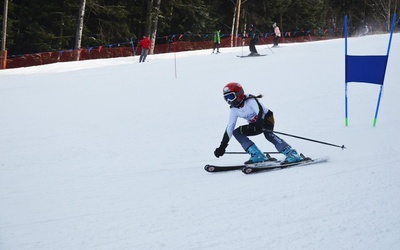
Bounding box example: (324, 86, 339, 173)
(247, 24, 261, 56)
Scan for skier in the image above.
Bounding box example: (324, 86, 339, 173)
(138, 35, 151, 62)
(247, 24, 261, 56)
(362, 25, 369, 36)
(272, 22, 281, 47)
(212, 29, 221, 53)
(214, 82, 303, 164)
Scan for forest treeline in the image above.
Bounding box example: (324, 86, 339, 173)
(1, 0, 399, 55)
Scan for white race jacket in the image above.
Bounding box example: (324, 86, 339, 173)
(226, 96, 269, 138)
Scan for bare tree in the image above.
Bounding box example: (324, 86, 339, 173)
(144, 0, 161, 54)
(367, 0, 398, 31)
(231, 0, 248, 47)
(1, 0, 8, 69)
(146, 0, 154, 36)
(75, 0, 86, 61)
(230, 1, 237, 47)
(150, 0, 162, 54)
(234, 0, 241, 47)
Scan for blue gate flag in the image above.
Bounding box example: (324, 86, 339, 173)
(344, 14, 397, 127)
(346, 55, 387, 85)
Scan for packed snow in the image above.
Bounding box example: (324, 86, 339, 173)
(1, 34, 400, 250)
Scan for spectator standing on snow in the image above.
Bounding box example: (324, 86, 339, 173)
(138, 35, 151, 63)
(272, 22, 281, 47)
(247, 24, 261, 56)
(212, 29, 221, 54)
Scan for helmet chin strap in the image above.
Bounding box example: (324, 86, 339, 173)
(230, 97, 246, 108)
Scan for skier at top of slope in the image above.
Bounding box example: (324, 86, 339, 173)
(214, 82, 303, 164)
(138, 35, 151, 63)
(272, 22, 281, 47)
(247, 24, 261, 56)
(212, 29, 221, 54)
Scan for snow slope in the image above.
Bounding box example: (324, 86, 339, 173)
(1, 34, 400, 250)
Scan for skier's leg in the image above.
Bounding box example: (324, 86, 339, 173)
(264, 132, 290, 152)
(233, 126, 267, 164)
(139, 50, 145, 62)
(274, 37, 279, 46)
(263, 111, 289, 152)
(253, 39, 259, 54)
(233, 127, 254, 151)
(263, 111, 302, 162)
(249, 41, 255, 55)
(248, 41, 254, 55)
(264, 131, 302, 162)
(282, 146, 302, 163)
(142, 49, 149, 62)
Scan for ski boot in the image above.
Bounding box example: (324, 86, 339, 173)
(245, 144, 268, 164)
(282, 146, 303, 163)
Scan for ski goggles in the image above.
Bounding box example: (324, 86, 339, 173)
(224, 92, 237, 103)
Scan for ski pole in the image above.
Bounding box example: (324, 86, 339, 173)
(265, 43, 274, 54)
(264, 129, 346, 149)
(225, 151, 280, 155)
(241, 37, 244, 56)
(226, 151, 278, 161)
(130, 37, 135, 56)
(260, 38, 274, 54)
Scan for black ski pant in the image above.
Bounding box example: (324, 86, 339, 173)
(233, 110, 290, 152)
(274, 36, 279, 46)
(249, 38, 258, 53)
(213, 42, 220, 52)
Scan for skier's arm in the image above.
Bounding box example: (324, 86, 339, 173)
(214, 130, 229, 158)
(214, 111, 237, 158)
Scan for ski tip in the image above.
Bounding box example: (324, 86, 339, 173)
(242, 167, 253, 174)
(204, 165, 215, 172)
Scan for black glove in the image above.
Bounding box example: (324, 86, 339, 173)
(214, 144, 227, 158)
(215, 131, 229, 158)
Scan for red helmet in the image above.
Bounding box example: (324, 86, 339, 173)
(223, 82, 245, 107)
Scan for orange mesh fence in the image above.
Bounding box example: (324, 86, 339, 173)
(4, 34, 340, 69)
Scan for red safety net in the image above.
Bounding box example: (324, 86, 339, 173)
(3, 35, 338, 69)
